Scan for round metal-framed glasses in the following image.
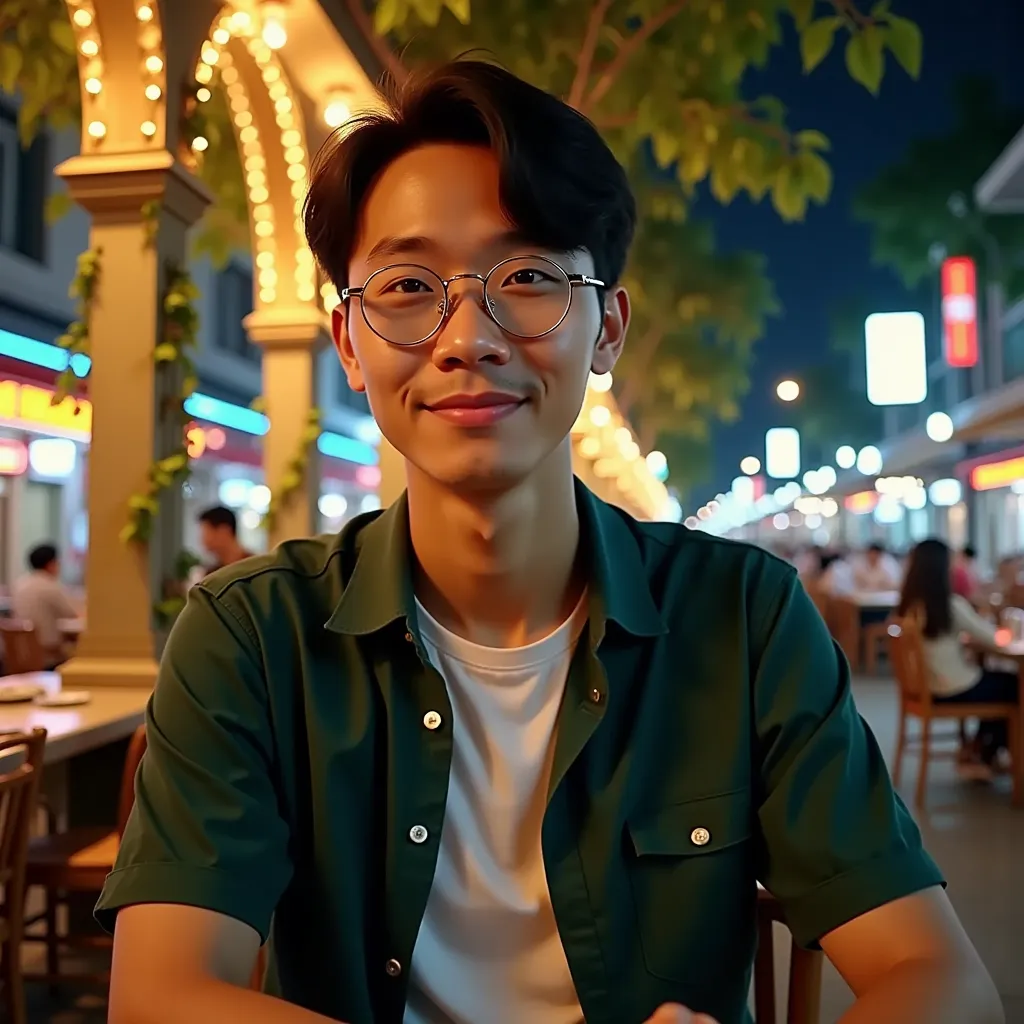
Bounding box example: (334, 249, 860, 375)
(340, 255, 605, 347)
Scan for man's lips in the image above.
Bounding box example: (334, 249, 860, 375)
(424, 392, 527, 427)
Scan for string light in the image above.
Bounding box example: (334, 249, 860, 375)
(67, 2, 104, 150)
(135, 0, 164, 142)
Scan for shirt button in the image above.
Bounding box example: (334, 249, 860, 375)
(423, 710, 442, 730)
(404, 632, 414, 643)
(589, 687, 603, 704)
(690, 827, 711, 846)
(409, 824, 429, 844)
(385, 958, 402, 978)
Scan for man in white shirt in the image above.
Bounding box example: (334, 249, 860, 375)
(852, 542, 901, 593)
(11, 543, 80, 668)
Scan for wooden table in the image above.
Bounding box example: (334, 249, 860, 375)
(0, 672, 149, 769)
(849, 590, 900, 609)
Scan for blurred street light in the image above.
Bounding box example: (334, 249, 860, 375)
(835, 445, 856, 469)
(856, 445, 883, 476)
(776, 379, 800, 402)
(926, 412, 954, 443)
(740, 455, 760, 475)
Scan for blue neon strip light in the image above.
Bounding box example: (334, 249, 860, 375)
(184, 393, 270, 436)
(0, 330, 379, 466)
(0, 329, 91, 377)
(317, 431, 378, 466)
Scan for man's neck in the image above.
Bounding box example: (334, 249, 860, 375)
(407, 444, 584, 648)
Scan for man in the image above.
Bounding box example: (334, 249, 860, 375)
(11, 543, 80, 669)
(196, 505, 251, 573)
(952, 545, 979, 601)
(852, 542, 901, 593)
(98, 61, 1002, 1024)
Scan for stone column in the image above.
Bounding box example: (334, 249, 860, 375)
(245, 307, 328, 544)
(58, 151, 211, 690)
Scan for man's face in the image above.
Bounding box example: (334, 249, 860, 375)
(331, 144, 629, 494)
(200, 522, 229, 559)
(866, 549, 881, 567)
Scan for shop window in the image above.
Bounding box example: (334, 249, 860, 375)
(0, 103, 47, 263)
(215, 264, 261, 364)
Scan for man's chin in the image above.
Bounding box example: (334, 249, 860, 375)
(411, 454, 535, 496)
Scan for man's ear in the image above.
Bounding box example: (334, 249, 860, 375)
(331, 305, 366, 393)
(591, 286, 630, 375)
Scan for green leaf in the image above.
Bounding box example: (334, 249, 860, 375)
(870, 0, 891, 14)
(789, 0, 815, 30)
(444, 0, 470, 24)
(48, 18, 76, 54)
(411, 0, 444, 24)
(652, 131, 679, 168)
(800, 17, 841, 73)
(770, 167, 806, 221)
(154, 343, 178, 362)
(794, 129, 830, 151)
(885, 14, 922, 79)
(0, 43, 23, 95)
(845, 27, 885, 95)
(373, 0, 402, 34)
(44, 191, 74, 224)
(796, 151, 832, 203)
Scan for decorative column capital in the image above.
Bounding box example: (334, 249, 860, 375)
(243, 306, 331, 351)
(55, 150, 212, 228)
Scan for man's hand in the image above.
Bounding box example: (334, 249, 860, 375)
(643, 1004, 719, 1023)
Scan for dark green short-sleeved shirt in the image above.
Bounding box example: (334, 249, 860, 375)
(96, 480, 943, 1024)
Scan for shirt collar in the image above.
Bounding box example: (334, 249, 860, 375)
(324, 478, 667, 642)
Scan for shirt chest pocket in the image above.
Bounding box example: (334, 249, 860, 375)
(625, 788, 757, 985)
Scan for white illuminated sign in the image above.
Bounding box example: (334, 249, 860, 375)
(928, 478, 963, 507)
(864, 311, 928, 406)
(765, 427, 800, 480)
(28, 437, 76, 479)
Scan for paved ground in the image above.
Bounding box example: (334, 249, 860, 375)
(22, 676, 1024, 1022)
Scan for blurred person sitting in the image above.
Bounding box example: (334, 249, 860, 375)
(952, 545, 979, 601)
(898, 538, 1017, 774)
(852, 541, 901, 592)
(197, 506, 252, 575)
(11, 543, 80, 669)
(819, 550, 855, 596)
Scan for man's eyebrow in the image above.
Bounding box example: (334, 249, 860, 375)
(363, 230, 562, 264)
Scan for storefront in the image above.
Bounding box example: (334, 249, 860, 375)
(959, 447, 1024, 567)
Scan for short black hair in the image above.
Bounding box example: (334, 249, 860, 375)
(198, 505, 237, 534)
(28, 544, 58, 571)
(868, 542, 886, 554)
(962, 545, 977, 559)
(304, 59, 637, 292)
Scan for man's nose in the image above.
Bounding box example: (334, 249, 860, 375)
(431, 281, 512, 369)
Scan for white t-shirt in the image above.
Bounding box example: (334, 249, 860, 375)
(922, 594, 998, 697)
(403, 595, 587, 1024)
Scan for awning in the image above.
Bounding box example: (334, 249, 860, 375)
(975, 123, 1024, 213)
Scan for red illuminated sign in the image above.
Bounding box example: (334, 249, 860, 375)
(941, 256, 978, 368)
(844, 491, 878, 515)
(0, 439, 28, 476)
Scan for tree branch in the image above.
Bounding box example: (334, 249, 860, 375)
(616, 321, 665, 419)
(567, 0, 615, 110)
(729, 104, 795, 153)
(345, 0, 409, 88)
(582, 0, 689, 114)
(595, 112, 637, 129)
(826, 0, 872, 29)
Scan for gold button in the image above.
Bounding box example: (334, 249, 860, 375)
(589, 688, 602, 704)
(423, 711, 442, 731)
(385, 958, 402, 977)
(690, 827, 710, 846)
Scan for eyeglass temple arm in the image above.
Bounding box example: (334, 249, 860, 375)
(569, 275, 605, 287)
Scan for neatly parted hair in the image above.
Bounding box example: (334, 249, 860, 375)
(303, 59, 637, 293)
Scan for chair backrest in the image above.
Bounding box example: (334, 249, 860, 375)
(887, 615, 932, 705)
(0, 620, 47, 675)
(116, 725, 148, 839)
(804, 583, 832, 629)
(0, 729, 47, 920)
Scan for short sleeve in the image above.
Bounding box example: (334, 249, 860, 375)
(753, 571, 944, 948)
(94, 585, 293, 941)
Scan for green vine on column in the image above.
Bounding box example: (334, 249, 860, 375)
(51, 248, 101, 408)
(120, 262, 200, 547)
(263, 406, 322, 535)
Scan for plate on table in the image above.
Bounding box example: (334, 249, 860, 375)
(34, 690, 91, 708)
(0, 683, 45, 703)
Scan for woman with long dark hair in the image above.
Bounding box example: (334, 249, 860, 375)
(898, 538, 1018, 770)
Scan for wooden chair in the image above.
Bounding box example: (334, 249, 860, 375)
(0, 622, 47, 675)
(888, 618, 1019, 807)
(863, 620, 891, 676)
(22, 725, 147, 985)
(830, 598, 861, 671)
(753, 887, 823, 1024)
(0, 729, 48, 1024)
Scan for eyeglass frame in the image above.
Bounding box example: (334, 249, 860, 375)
(340, 254, 606, 347)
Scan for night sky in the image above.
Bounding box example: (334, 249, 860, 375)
(699, 0, 1024, 500)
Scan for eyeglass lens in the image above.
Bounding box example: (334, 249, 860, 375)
(361, 257, 572, 345)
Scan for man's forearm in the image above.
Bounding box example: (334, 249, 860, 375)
(110, 979, 345, 1024)
(839, 960, 1004, 1024)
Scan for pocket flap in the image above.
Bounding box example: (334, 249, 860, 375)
(628, 788, 752, 857)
